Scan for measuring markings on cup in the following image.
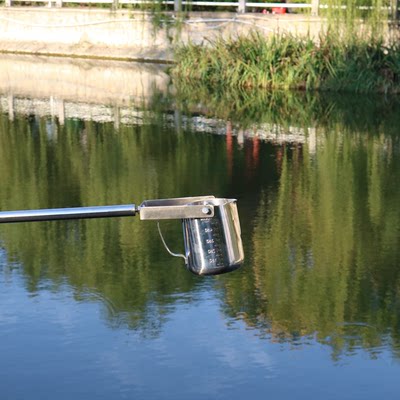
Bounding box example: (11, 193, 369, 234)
(199, 217, 226, 270)
(180, 198, 244, 275)
(152, 197, 244, 275)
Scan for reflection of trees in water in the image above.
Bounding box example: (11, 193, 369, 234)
(220, 124, 400, 358)
(1, 92, 400, 351)
(0, 113, 231, 337)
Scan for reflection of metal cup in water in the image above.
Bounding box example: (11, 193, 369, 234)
(182, 199, 244, 276)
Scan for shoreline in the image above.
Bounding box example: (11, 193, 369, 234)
(0, 46, 174, 64)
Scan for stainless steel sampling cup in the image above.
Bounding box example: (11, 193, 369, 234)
(181, 198, 244, 276)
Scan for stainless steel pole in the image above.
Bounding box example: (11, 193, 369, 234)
(0, 204, 137, 223)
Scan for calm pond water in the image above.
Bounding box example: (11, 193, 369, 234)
(1, 73, 400, 399)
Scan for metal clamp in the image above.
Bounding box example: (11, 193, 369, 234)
(139, 196, 215, 220)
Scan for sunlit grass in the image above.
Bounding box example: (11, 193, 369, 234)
(172, 32, 400, 94)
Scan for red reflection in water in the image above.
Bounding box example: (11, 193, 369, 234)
(226, 121, 233, 179)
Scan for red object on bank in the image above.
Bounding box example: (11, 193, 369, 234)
(272, 7, 286, 13)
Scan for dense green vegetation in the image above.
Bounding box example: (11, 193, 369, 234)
(172, 0, 400, 93)
(172, 32, 400, 93)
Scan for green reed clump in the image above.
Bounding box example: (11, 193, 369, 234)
(172, 32, 400, 93)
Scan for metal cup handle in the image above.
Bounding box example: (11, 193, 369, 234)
(157, 222, 188, 264)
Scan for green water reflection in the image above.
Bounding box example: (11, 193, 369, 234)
(0, 92, 399, 358)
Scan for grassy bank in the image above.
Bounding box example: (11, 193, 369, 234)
(172, 32, 400, 94)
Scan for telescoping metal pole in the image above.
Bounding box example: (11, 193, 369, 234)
(0, 205, 138, 223)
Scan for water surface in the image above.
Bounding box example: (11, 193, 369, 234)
(0, 64, 400, 399)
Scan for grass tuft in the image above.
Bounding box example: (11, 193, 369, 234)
(172, 32, 400, 94)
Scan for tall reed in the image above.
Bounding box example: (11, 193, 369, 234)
(172, 32, 400, 93)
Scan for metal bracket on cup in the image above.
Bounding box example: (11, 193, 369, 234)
(138, 196, 215, 220)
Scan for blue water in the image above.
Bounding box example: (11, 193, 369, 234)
(1, 266, 398, 400)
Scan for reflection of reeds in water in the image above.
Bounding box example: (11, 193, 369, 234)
(174, 83, 400, 134)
